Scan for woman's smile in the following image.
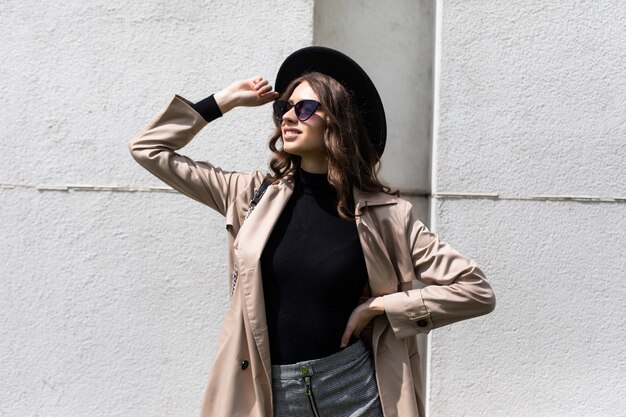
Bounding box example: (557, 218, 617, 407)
(282, 127, 302, 140)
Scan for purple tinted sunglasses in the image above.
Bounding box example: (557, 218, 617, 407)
(273, 99, 321, 123)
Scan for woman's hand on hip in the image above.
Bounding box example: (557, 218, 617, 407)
(340, 297, 385, 348)
(214, 76, 279, 114)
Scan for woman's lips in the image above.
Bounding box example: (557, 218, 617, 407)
(282, 128, 301, 141)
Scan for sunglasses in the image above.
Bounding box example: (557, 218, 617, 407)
(273, 99, 321, 123)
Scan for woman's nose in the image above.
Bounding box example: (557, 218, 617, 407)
(282, 106, 298, 123)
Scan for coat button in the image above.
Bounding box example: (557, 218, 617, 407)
(240, 360, 249, 370)
(416, 319, 428, 327)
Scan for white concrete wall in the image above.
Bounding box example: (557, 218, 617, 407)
(1, 1, 313, 416)
(4, 1, 625, 416)
(315, 0, 435, 197)
(431, 1, 626, 416)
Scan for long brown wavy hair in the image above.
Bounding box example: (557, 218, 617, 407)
(268, 72, 395, 220)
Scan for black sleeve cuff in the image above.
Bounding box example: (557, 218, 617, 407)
(192, 94, 223, 123)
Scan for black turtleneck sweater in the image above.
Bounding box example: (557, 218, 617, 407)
(260, 169, 369, 364)
(192, 95, 369, 364)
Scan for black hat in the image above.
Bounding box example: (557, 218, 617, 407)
(275, 46, 387, 157)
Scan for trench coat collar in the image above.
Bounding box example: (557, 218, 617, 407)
(270, 173, 399, 210)
(353, 187, 399, 213)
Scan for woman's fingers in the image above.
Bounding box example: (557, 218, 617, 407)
(256, 83, 273, 94)
(254, 78, 269, 88)
(339, 298, 385, 348)
(340, 321, 356, 348)
(258, 91, 279, 104)
(254, 80, 277, 100)
(340, 304, 366, 347)
(250, 76, 269, 92)
(217, 76, 277, 110)
(248, 77, 268, 92)
(252, 77, 278, 104)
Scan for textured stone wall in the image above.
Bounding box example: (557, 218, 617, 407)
(1, 1, 313, 416)
(3, 1, 624, 416)
(431, 1, 626, 415)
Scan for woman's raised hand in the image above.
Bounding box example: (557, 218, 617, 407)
(214, 76, 280, 114)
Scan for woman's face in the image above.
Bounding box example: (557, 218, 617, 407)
(280, 81, 327, 164)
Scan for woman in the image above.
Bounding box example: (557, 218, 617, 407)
(129, 46, 495, 417)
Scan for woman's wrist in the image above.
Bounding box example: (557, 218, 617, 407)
(369, 296, 385, 315)
(214, 88, 239, 114)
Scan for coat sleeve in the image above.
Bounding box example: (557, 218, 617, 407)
(382, 204, 496, 338)
(128, 95, 257, 216)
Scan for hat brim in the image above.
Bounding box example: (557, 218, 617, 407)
(275, 46, 386, 157)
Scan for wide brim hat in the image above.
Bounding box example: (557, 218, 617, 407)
(275, 46, 387, 157)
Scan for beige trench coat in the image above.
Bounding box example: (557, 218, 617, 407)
(129, 96, 496, 417)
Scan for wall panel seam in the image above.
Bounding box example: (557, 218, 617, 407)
(3, 182, 625, 203)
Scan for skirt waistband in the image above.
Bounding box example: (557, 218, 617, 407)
(271, 340, 369, 380)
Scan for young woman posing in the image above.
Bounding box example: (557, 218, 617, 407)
(129, 46, 495, 417)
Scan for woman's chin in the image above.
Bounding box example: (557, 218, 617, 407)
(282, 146, 301, 157)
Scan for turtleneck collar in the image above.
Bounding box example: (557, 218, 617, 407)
(296, 168, 336, 197)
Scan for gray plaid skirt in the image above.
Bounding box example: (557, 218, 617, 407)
(271, 340, 384, 417)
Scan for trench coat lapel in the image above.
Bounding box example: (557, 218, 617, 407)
(353, 187, 399, 296)
(353, 188, 401, 358)
(233, 178, 294, 379)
